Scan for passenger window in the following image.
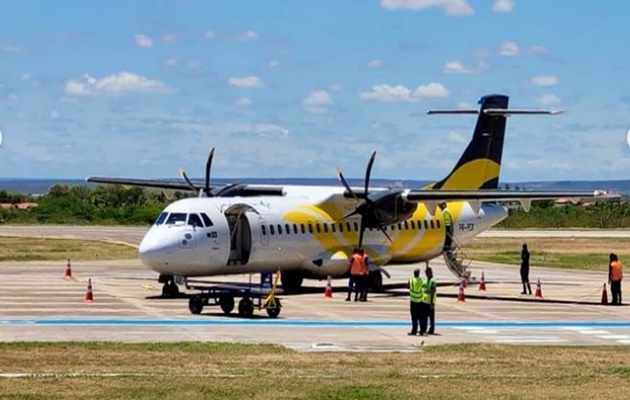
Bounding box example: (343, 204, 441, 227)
(339, 223, 344, 233)
(437, 220, 441, 229)
(200, 213, 214, 227)
(285, 224, 291, 234)
(430, 220, 435, 229)
(410, 221, 416, 230)
(391, 225, 395, 231)
(188, 213, 204, 228)
(165, 213, 187, 225)
(301, 224, 306, 234)
(353, 222, 359, 232)
(308, 223, 313, 234)
(398, 223, 402, 231)
(262, 225, 267, 236)
(316, 223, 321, 234)
(331, 223, 336, 233)
(323, 223, 329, 233)
(277, 224, 283, 235)
(424, 220, 429, 230)
(155, 212, 168, 225)
(293, 224, 298, 234)
(270, 225, 275, 235)
(346, 222, 352, 232)
(404, 221, 409, 230)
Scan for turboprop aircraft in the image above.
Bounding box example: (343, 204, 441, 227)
(88, 94, 609, 297)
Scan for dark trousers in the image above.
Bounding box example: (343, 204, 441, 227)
(419, 303, 429, 334)
(611, 280, 622, 305)
(520, 268, 531, 294)
(444, 226, 453, 251)
(347, 275, 360, 300)
(359, 275, 368, 301)
(427, 305, 435, 334)
(410, 301, 422, 334)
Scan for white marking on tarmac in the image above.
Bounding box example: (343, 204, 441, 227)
(577, 330, 611, 335)
(597, 335, 630, 340)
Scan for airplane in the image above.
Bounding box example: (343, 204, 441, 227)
(87, 94, 610, 298)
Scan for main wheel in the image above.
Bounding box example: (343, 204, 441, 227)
(189, 295, 204, 315)
(238, 297, 254, 318)
(281, 272, 303, 294)
(370, 270, 384, 293)
(162, 282, 180, 298)
(266, 298, 282, 318)
(219, 294, 235, 315)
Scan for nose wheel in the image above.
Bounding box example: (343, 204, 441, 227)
(161, 280, 180, 298)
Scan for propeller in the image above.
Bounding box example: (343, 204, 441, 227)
(337, 151, 394, 249)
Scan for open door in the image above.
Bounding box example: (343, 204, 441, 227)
(225, 204, 256, 266)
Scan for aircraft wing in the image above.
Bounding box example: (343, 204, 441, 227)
(86, 176, 285, 197)
(402, 189, 617, 212)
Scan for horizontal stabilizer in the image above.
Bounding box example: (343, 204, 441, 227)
(427, 109, 564, 116)
(402, 189, 616, 204)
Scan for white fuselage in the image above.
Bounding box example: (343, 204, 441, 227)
(138, 185, 507, 280)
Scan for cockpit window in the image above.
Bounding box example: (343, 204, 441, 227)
(165, 213, 187, 225)
(155, 212, 169, 225)
(200, 213, 214, 227)
(188, 213, 204, 228)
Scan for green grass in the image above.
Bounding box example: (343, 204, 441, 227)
(1, 342, 630, 399)
(467, 237, 630, 271)
(0, 236, 138, 262)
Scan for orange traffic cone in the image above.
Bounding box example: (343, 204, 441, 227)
(534, 278, 543, 299)
(601, 283, 609, 305)
(64, 259, 72, 280)
(478, 271, 486, 291)
(457, 281, 466, 302)
(85, 278, 94, 302)
(324, 276, 333, 298)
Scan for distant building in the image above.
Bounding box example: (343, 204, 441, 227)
(0, 202, 38, 210)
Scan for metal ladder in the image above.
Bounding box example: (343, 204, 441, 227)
(442, 233, 473, 281)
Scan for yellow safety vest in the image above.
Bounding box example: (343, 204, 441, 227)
(443, 210, 453, 227)
(409, 277, 423, 303)
(422, 277, 437, 304)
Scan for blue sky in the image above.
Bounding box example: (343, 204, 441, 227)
(1, 0, 629, 182)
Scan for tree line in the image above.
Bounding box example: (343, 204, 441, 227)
(0, 184, 628, 228)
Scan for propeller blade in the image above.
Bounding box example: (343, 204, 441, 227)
(364, 151, 377, 198)
(205, 147, 215, 196)
(178, 167, 197, 192)
(377, 225, 393, 243)
(358, 217, 366, 250)
(213, 182, 241, 197)
(334, 210, 359, 223)
(337, 168, 359, 200)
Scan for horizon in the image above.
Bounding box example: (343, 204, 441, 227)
(1, 1, 630, 181)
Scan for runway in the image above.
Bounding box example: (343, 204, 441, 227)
(1, 225, 629, 351)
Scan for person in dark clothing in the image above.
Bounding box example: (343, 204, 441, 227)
(520, 243, 532, 295)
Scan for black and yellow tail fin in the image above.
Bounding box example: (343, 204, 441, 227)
(426, 94, 509, 190)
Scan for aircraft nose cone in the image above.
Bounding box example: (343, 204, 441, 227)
(139, 233, 165, 268)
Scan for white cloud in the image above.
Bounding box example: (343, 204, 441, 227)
(492, 0, 514, 13)
(64, 72, 170, 96)
(443, 60, 473, 74)
(269, 59, 280, 68)
(2, 45, 25, 53)
(254, 124, 288, 137)
(164, 58, 177, 67)
(173, 122, 289, 138)
(499, 41, 520, 57)
(381, 0, 474, 16)
(235, 97, 252, 107)
(50, 110, 60, 119)
(21, 73, 34, 84)
(366, 59, 383, 69)
(240, 30, 259, 41)
(360, 84, 416, 102)
(360, 82, 449, 102)
(447, 131, 467, 144)
(134, 34, 153, 48)
(228, 76, 264, 88)
(531, 75, 558, 87)
(413, 82, 449, 98)
(161, 34, 176, 44)
(204, 31, 216, 40)
(536, 94, 561, 106)
(302, 90, 333, 113)
(527, 46, 549, 56)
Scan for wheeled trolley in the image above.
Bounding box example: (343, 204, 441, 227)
(185, 272, 283, 318)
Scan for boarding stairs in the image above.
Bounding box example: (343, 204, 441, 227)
(442, 233, 474, 282)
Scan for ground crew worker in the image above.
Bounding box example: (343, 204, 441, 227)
(520, 243, 532, 295)
(408, 269, 424, 336)
(609, 253, 623, 305)
(346, 248, 363, 301)
(358, 248, 369, 302)
(424, 266, 437, 334)
(440, 203, 453, 251)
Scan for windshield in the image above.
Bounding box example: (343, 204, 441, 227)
(188, 213, 204, 228)
(165, 212, 187, 225)
(154, 212, 168, 225)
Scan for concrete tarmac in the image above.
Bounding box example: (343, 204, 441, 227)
(1, 225, 630, 351)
